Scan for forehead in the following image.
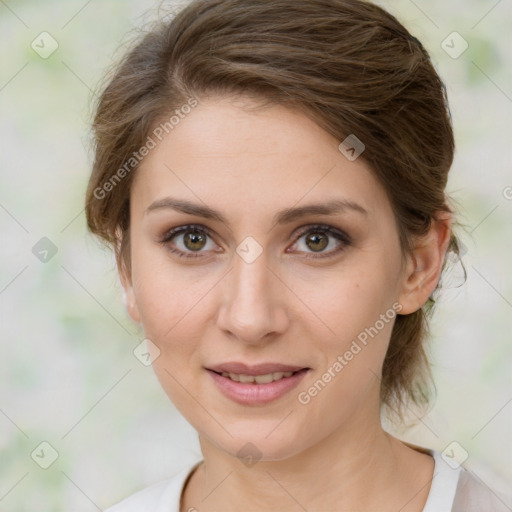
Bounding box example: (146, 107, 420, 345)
(132, 96, 389, 221)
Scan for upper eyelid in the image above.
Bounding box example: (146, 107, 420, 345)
(160, 223, 216, 243)
(293, 223, 350, 241)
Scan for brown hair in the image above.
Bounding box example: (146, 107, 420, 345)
(85, 0, 465, 420)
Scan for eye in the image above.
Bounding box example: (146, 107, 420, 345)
(159, 223, 351, 260)
(288, 224, 351, 258)
(159, 225, 219, 259)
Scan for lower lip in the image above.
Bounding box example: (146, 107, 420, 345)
(206, 368, 310, 406)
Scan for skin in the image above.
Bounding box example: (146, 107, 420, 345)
(120, 95, 452, 511)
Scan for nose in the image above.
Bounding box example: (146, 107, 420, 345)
(216, 250, 290, 345)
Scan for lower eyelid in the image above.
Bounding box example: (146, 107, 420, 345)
(167, 246, 205, 259)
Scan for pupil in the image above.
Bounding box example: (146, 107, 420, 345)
(306, 232, 327, 251)
(184, 230, 206, 251)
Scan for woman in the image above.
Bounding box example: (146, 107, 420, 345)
(85, 0, 510, 510)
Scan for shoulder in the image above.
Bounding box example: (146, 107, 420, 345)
(104, 462, 201, 512)
(104, 478, 174, 512)
(403, 443, 512, 512)
(452, 468, 512, 512)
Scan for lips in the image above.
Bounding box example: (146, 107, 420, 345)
(205, 362, 311, 405)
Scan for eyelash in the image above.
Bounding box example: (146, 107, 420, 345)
(159, 223, 352, 260)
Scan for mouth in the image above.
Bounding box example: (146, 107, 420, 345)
(212, 369, 302, 384)
(205, 362, 311, 405)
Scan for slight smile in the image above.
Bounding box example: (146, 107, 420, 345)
(205, 362, 311, 406)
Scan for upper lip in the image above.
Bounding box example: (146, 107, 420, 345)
(206, 362, 309, 376)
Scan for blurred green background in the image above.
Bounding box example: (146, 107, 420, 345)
(1, 0, 511, 510)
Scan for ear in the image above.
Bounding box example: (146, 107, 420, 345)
(397, 213, 452, 315)
(116, 238, 141, 324)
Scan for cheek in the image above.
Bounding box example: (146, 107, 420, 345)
(132, 263, 207, 406)
(130, 245, 203, 342)
(296, 263, 397, 347)
(296, 305, 396, 431)
(292, 261, 399, 404)
(134, 277, 205, 345)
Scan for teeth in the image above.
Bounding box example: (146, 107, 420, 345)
(220, 371, 295, 383)
(255, 373, 275, 384)
(238, 373, 254, 383)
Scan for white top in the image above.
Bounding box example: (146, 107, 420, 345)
(105, 449, 512, 512)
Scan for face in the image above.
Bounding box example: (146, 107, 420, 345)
(121, 95, 432, 461)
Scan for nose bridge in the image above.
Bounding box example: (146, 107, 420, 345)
(217, 249, 288, 343)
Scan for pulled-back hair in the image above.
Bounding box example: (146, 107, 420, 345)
(85, 0, 465, 420)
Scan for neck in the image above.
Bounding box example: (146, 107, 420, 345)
(183, 402, 434, 511)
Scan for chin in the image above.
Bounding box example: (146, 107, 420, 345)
(205, 423, 311, 463)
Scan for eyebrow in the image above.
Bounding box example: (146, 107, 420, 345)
(145, 197, 368, 225)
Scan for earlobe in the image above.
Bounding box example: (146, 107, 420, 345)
(117, 256, 141, 324)
(123, 284, 141, 324)
(397, 214, 452, 315)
